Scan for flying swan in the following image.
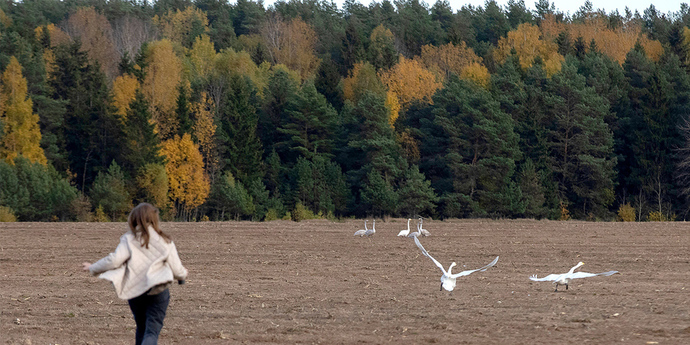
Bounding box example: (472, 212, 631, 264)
(414, 236, 499, 291)
(353, 220, 368, 237)
(398, 219, 412, 237)
(529, 262, 618, 292)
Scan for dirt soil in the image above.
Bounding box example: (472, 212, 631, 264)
(1, 219, 689, 344)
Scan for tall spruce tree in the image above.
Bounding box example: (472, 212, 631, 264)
(50, 41, 123, 190)
(543, 60, 616, 218)
(217, 75, 263, 183)
(122, 89, 164, 178)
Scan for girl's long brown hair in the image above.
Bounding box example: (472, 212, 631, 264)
(128, 203, 171, 248)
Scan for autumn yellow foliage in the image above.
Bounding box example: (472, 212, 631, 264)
(153, 6, 209, 46)
(460, 62, 491, 89)
(215, 48, 270, 96)
(192, 92, 218, 176)
(0, 57, 47, 165)
(379, 56, 442, 109)
(342, 62, 386, 103)
(417, 42, 484, 80)
(0, 8, 12, 28)
(261, 17, 320, 80)
(494, 23, 564, 77)
(540, 14, 664, 64)
(189, 34, 217, 79)
(112, 74, 140, 120)
(162, 133, 210, 210)
(142, 39, 183, 138)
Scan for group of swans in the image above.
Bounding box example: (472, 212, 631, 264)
(353, 218, 618, 292)
(397, 218, 430, 237)
(353, 219, 376, 237)
(411, 234, 617, 292)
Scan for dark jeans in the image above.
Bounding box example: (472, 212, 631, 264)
(128, 289, 170, 345)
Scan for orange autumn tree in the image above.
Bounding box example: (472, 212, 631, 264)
(379, 56, 442, 110)
(494, 23, 564, 77)
(261, 16, 320, 80)
(0, 57, 46, 165)
(142, 39, 183, 139)
(112, 74, 139, 120)
(162, 133, 210, 219)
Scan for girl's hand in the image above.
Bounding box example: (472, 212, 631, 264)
(82, 262, 92, 271)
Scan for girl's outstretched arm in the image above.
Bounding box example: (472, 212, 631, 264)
(88, 236, 131, 275)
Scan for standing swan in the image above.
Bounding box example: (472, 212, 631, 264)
(407, 219, 422, 238)
(364, 219, 376, 237)
(529, 262, 618, 292)
(353, 220, 368, 237)
(398, 219, 412, 237)
(419, 217, 430, 236)
(414, 236, 499, 292)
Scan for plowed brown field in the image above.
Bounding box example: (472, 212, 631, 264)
(1, 219, 689, 344)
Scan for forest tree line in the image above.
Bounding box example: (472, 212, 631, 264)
(1, 0, 690, 222)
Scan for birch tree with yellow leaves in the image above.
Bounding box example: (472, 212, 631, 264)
(0, 57, 47, 165)
(142, 39, 183, 140)
(162, 133, 210, 220)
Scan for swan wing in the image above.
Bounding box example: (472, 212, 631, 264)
(413, 236, 446, 273)
(569, 270, 618, 279)
(529, 273, 562, 282)
(450, 256, 499, 278)
(397, 230, 409, 236)
(353, 230, 366, 236)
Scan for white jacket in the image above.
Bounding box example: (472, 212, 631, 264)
(89, 226, 188, 300)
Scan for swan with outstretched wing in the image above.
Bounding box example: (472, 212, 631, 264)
(529, 262, 618, 292)
(414, 236, 499, 292)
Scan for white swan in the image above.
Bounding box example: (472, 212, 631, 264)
(529, 262, 618, 292)
(353, 220, 368, 237)
(407, 219, 422, 238)
(364, 219, 376, 237)
(397, 219, 411, 237)
(419, 217, 430, 236)
(414, 236, 499, 291)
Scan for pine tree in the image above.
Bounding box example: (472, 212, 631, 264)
(276, 81, 337, 164)
(430, 75, 521, 218)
